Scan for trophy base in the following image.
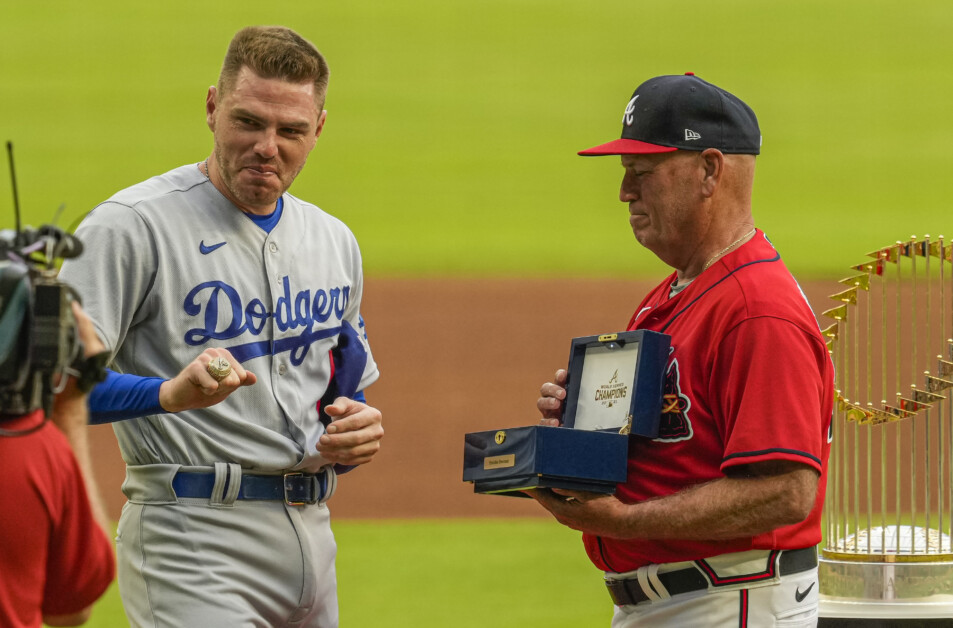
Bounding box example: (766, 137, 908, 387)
(819, 554, 953, 620)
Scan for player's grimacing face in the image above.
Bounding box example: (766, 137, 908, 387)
(619, 152, 703, 255)
(207, 66, 325, 215)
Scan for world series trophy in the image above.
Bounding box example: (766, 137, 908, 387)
(818, 235, 953, 625)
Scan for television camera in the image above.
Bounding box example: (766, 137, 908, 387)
(1, 141, 106, 427)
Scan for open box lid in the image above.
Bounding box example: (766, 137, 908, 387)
(560, 329, 671, 437)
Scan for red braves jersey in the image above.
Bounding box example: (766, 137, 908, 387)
(0, 410, 115, 627)
(583, 231, 834, 573)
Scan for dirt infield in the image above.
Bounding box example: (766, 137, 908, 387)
(89, 277, 838, 521)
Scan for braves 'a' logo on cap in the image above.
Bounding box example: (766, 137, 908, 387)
(654, 357, 693, 442)
(623, 95, 639, 126)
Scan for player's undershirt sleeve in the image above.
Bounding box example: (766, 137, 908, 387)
(88, 369, 165, 423)
(89, 369, 367, 424)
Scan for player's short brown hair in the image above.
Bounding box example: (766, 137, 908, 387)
(218, 26, 330, 109)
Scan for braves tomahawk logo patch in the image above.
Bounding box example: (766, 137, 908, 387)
(655, 357, 693, 442)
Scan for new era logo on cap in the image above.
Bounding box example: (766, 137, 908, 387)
(579, 73, 761, 156)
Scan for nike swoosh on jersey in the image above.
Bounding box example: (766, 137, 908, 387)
(199, 240, 227, 254)
(794, 581, 815, 603)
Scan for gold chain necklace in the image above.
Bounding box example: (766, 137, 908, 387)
(703, 228, 756, 270)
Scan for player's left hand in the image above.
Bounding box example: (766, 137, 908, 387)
(528, 487, 635, 539)
(537, 368, 568, 427)
(316, 397, 383, 466)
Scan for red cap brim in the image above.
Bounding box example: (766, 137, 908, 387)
(577, 138, 679, 156)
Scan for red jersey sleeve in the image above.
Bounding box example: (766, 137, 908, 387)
(711, 315, 832, 474)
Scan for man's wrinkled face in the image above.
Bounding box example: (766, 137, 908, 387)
(207, 66, 325, 214)
(619, 151, 704, 255)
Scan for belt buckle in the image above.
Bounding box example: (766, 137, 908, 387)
(603, 576, 633, 606)
(283, 472, 319, 506)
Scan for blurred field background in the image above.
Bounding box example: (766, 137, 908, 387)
(3, 1, 952, 626)
(4, 0, 953, 279)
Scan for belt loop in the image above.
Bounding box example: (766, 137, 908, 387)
(210, 462, 227, 505)
(646, 564, 671, 600)
(223, 463, 241, 504)
(211, 462, 241, 506)
(123, 464, 180, 504)
(319, 466, 338, 504)
(636, 565, 662, 602)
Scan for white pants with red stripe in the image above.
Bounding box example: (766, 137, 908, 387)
(610, 565, 818, 627)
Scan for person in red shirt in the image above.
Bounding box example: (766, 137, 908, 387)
(534, 74, 833, 627)
(0, 296, 116, 627)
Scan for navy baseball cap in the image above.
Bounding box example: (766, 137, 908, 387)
(578, 73, 761, 156)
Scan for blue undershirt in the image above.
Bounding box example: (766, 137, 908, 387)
(88, 196, 366, 424)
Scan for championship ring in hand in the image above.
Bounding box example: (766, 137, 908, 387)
(206, 356, 232, 382)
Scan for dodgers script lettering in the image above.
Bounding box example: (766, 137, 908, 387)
(183, 277, 351, 365)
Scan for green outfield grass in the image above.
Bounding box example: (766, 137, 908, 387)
(3, 1, 953, 279)
(77, 519, 610, 627)
(76, 514, 945, 627)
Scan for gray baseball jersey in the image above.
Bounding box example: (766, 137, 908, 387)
(60, 163, 379, 472)
(59, 163, 378, 626)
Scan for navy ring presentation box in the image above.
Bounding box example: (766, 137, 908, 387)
(463, 330, 671, 496)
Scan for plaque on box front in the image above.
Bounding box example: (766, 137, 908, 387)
(462, 330, 671, 496)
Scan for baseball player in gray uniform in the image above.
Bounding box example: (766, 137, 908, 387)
(59, 26, 382, 627)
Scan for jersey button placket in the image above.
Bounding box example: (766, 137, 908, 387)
(265, 238, 285, 378)
(268, 241, 281, 283)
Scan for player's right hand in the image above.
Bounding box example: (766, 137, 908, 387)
(158, 348, 256, 413)
(537, 368, 567, 426)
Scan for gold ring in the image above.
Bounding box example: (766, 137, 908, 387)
(206, 356, 232, 382)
